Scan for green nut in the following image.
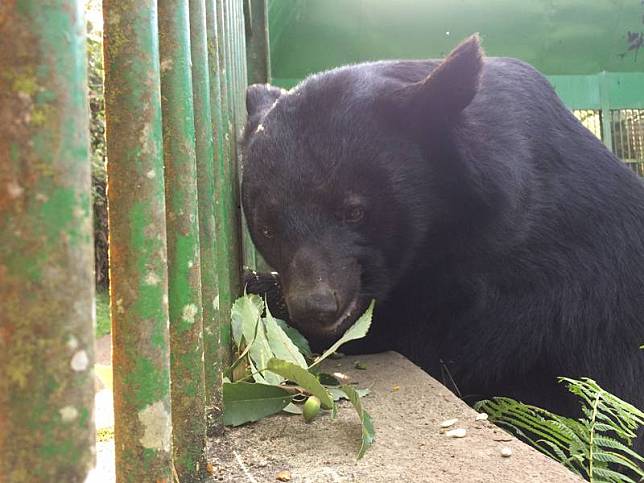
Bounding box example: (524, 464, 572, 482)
(303, 396, 321, 423)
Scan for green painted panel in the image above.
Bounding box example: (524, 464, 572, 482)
(546, 75, 601, 109)
(606, 72, 644, 109)
(545, 73, 644, 109)
(266, 1, 644, 109)
(269, 0, 644, 82)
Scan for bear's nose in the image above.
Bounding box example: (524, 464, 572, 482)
(287, 286, 339, 326)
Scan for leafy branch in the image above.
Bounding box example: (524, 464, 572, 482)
(224, 294, 376, 459)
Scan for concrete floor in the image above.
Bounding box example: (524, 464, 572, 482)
(92, 338, 581, 482)
(205, 352, 582, 482)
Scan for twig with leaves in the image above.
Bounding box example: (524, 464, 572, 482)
(223, 294, 376, 459)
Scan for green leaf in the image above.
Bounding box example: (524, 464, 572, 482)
(274, 318, 312, 357)
(591, 451, 644, 475)
(264, 306, 308, 368)
(231, 294, 264, 348)
(328, 386, 370, 402)
(592, 466, 639, 483)
(309, 300, 375, 369)
(223, 382, 293, 427)
(318, 373, 341, 386)
(231, 295, 281, 385)
(593, 435, 644, 463)
(282, 402, 303, 415)
(247, 357, 268, 384)
(266, 358, 334, 410)
(248, 327, 282, 385)
(340, 384, 375, 459)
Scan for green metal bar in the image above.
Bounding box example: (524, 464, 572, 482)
(224, 0, 254, 272)
(102, 0, 173, 480)
(158, 0, 207, 479)
(238, 1, 250, 118)
(235, 0, 260, 271)
(206, 0, 235, 409)
(599, 71, 613, 152)
(216, 0, 242, 346)
(246, 0, 271, 85)
(244, 0, 273, 272)
(0, 2, 95, 480)
(190, 0, 222, 415)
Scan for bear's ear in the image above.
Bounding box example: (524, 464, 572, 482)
(393, 34, 483, 128)
(245, 84, 284, 130)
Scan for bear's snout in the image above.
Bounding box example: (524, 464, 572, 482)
(286, 284, 339, 327)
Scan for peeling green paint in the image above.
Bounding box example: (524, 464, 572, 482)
(123, 357, 171, 408)
(0, 1, 95, 481)
(103, 0, 173, 480)
(189, 0, 223, 413)
(158, 0, 208, 479)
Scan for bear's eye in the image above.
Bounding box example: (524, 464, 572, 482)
(344, 205, 365, 224)
(260, 226, 273, 239)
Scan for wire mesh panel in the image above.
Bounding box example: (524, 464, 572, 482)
(610, 109, 644, 176)
(572, 109, 603, 141)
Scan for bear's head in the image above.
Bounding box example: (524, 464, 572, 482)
(241, 35, 483, 342)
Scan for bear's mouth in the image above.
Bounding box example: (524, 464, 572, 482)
(329, 296, 364, 335)
(291, 294, 367, 340)
(299, 295, 364, 342)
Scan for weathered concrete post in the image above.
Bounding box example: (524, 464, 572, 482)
(0, 1, 96, 480)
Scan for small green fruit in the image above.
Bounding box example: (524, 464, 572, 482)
(303, 396, 321, 423)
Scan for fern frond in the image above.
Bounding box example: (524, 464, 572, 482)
(591, 466, 639, 483)
(591, 451, 643, 475)
(478, 377, 643, 482)
(592, 436, 644, 464)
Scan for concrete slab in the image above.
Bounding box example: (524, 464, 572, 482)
(207, 352, 582, 482)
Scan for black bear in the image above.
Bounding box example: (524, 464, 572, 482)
(240, 35, 644, 450)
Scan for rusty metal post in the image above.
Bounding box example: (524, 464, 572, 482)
(232, 0, 259, 271)
(208, 0, 237, 374)
(244, 0, 273, 271)
(190, 0, 223, 415)
(158, 0, 208, 479)
(217, 0, 245, 286)
(220, 0, 252, 278)
(246, 0, 271, 85)
(103, 0, 174, 480)
(0, 1, 95, 481)
(204, 1, 234, 432)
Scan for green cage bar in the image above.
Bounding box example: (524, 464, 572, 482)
(190, 0, 223, 413)
(245, 0, 273, 272)
(102, 0, 174, 480)
(158, 0, 208, 479)
(225, 0, 256, 272)
(0, 1, 95, 480)
(204, 0, 232, 418)
(215, 0, 240, 367)
(219, 0, 244, 283)
(234, 0, 260, 270)
(247, 0, 272, 85)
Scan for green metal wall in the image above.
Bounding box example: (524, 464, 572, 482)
(268, 0, 644, 109)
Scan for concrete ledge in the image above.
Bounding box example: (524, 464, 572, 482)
(207, 352, 582, 482)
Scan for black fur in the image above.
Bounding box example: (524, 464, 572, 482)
(241, 36, 644, 452)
